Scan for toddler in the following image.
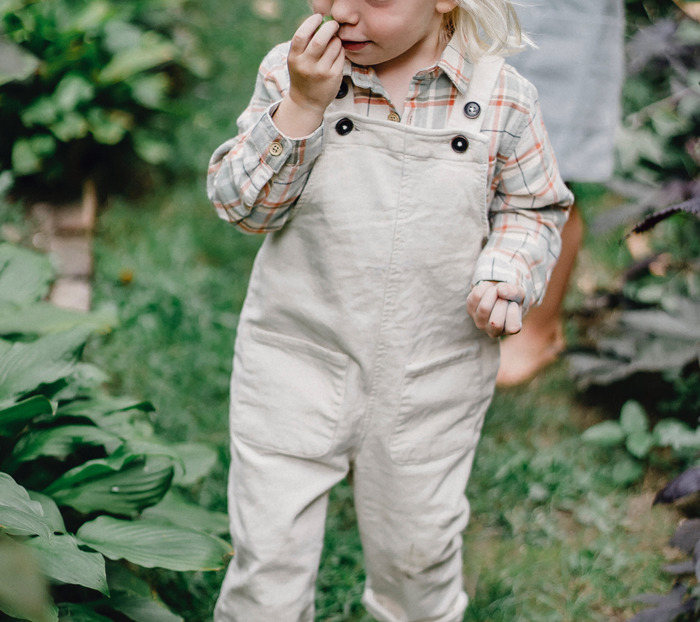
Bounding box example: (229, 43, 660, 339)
(207, 1, 573, 620)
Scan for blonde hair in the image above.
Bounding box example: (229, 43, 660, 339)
(443, 0, 533, 59)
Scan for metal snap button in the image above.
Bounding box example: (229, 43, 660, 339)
(464, 101, 481, 119)
(451, 135, 469, 153)
(269, 141, 284, 156)
(387, 111, 401, 122)
(336, 80, 349, 99)
(335, 118, 354, 135)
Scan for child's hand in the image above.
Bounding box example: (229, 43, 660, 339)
(467, 281, 525, 338)
(272, 14, 344, 137)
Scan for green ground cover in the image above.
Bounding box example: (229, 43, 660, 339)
(83, 1, 689, 620)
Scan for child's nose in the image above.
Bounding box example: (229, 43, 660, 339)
(329, 0, 359, 24)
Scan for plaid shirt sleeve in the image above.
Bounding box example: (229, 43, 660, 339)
(472, 66, 574, 309)
(207, 43, 324, 233)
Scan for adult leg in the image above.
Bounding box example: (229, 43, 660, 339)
(496, 204, 584, 386)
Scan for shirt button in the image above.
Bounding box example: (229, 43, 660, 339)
(387, 111, 401, 122)
(336, 80, 349, 99)
(335, 118, 354, 135)
(464, 101, 481, 119)
(451, 135, 469, 153)
(269, 141, 284, 156)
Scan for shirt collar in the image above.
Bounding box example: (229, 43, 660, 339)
(342, 35, 474, 95)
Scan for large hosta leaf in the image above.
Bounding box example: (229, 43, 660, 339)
(7, 425, 124, 469)
(0, 301, 118, 337)
(44, 453, 174, 516)
(0, 473, 52, 539)
(142, 489, 229, 535)
(0, 326, 93, 405)
(109, 596, 183, 622)
(0, 395, 54, 438)
(26, 534, 108, 595)
(77, 516, 231, 571)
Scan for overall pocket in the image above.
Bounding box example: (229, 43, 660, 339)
(390, 344, 489, 465)
(230, 327, 349, 458)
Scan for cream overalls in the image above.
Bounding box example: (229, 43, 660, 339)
(215, 57, 504, 622)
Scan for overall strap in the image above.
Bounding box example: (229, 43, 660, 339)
(448, 55, 505, 134)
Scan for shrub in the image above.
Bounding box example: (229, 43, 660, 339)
(0, 0, 208, 197)
(0, 243, 231, 622)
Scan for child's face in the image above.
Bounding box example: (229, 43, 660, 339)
(311, 0, 456, 71)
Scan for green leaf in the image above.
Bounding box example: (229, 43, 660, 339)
(133, 132, 170, 165)
(11, 138, 42, 175)
(8, 425, 124, 467)
(0, 396, 54, 438)
(51, 111, 89, 142)
(27, 491, 66, 535)
(0, 533, 55, 622)
(87, 108, 131, 145)
(127, 439, 218, 486)
(54, 74, 95, 112)
(110, 595, 183, 622)
(611, 456, 645, 486)
(0, 473, 52, 539)
(625, 430, 655, 459)
(77, 516, 231, 571)
(142, 489, 229, 535)
(98, 34, 175, 83)
(21, 97, 60, 128)
(45, 453, 174, 516)
(0, 243, 54, 305)
(619, 400, 649, 436)
(11, 135, 57, 176)
(0, 325, 93, 405)
(56, 603, 112, 622)
(581, 421, 625, 447)
(0, 36, 40, 86)
(128, 74, 169, 109)
(26, 534, 108, 595)
(654, 419, 700, 452)
(0, 301, 118, 337)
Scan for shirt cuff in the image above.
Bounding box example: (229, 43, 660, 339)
(249, 102, 325, 173)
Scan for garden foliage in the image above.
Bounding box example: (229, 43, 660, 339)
(0, 0, 208, 195)
(0, 243, 231, 622)
(570, 3, 700, 422)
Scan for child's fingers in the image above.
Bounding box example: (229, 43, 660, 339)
(503, 300, 523, 335)
(290, 14, 325, 54)
(468, 283, 499, 329)
(486, 299, 509, 337)
(495, 281, 525, 305)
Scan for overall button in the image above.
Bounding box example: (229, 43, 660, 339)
(335, 118, 354, 135)
(269, 141, 284, 156)
(451, 135, 469, 153)
(387, 111, 401, 122)
(336, 80, 349, 99)
(464, 101, 481, 119)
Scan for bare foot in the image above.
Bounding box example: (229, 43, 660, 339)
(496, 323, 565, 387)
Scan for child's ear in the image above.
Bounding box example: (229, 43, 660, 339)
(436, 0, 458, 14)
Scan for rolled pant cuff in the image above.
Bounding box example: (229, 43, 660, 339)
(362, 587, 468, 622)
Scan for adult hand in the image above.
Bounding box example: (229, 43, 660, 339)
(467, 281, 525, 338)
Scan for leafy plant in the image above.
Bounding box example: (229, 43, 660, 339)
(0, 242, 231, 622)
(0, 0, 208, 196)
(582, 400, 700, 485)
(627, 465, 700, 621)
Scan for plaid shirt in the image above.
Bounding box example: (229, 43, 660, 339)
(208, 38, 574, 308)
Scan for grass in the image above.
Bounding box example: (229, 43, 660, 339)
(82, 2, 685, 621)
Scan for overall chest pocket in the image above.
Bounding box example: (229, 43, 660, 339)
(390, 344, 493, 465)
(230, 327, 349, 458)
